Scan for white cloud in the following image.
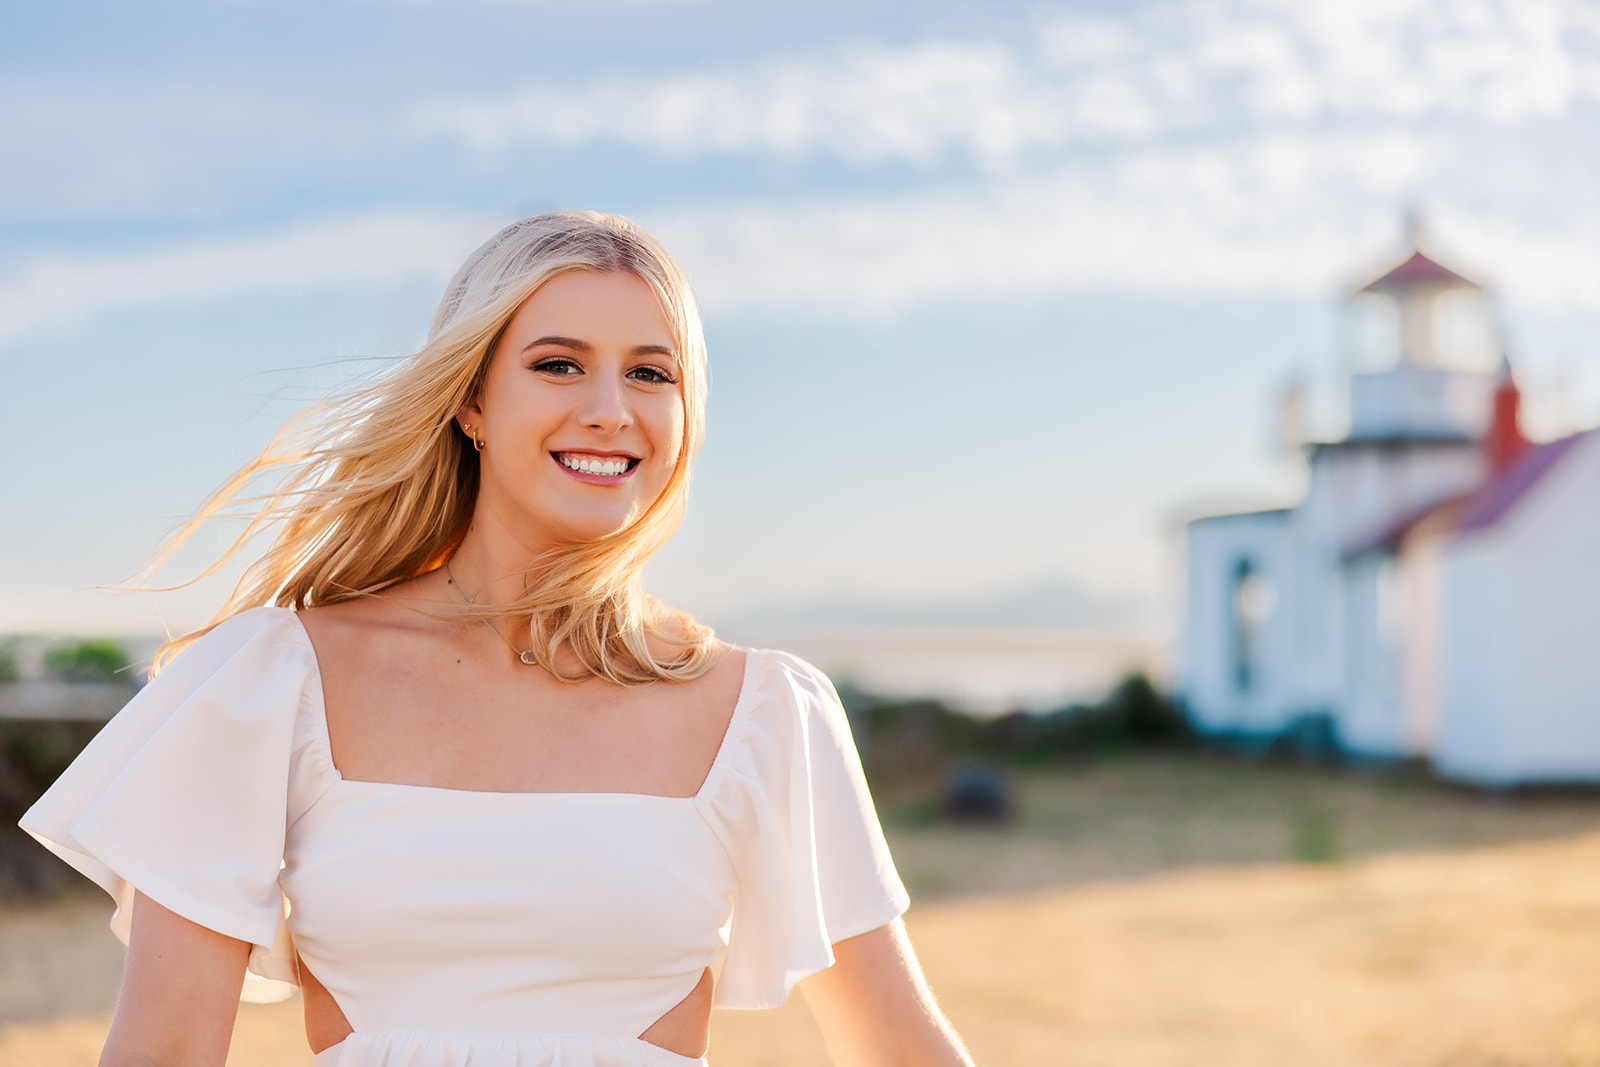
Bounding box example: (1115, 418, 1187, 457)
(1279, 0, 1589, 120)
(655, 185, 1369, 319)
(411, 0, 1600, 166)
(6, 121, 1598, 353)
(650, 130, 1600, 317)
(0, 211, 495, 348)
(412, 42, 1098, 168)
(1426, 208, 1600, 309)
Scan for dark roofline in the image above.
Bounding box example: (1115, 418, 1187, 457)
(1342, 429, 1595, 560)
(1186, 507, 1294, 527)
(1307, 432, 1478, 456)
(1342, 492, 1473, 562)
(1356, 249, 1482, 294)
(1455, 430, 1594, 534)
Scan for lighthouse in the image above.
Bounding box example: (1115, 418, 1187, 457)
(1180, 220, 1504, 752)
(1345, 218, 1501, 442)
(1181, 218, 1600, 784)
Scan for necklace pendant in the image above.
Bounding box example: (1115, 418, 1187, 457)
(519, 649, 539, 666)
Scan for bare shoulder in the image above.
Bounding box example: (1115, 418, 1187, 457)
(696, 640, 749, 705)
(295, 575, 446, 652)
(646, 638, 748, 737)
(293, 575, 468, 780)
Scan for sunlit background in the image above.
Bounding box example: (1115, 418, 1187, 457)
(8, 1, 1600, 663)
(6, 1, 1600, 1063)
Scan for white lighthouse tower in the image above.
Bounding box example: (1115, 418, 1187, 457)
(1180, 221, 1502, 744)
(1346, 216, 1500, 442)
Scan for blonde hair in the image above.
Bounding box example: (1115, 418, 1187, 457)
(149, 211, 716, 684)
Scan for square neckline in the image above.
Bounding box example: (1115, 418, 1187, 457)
(279, 607, 762, 804)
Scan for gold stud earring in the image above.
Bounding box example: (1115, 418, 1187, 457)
(463, 423, 484, 452)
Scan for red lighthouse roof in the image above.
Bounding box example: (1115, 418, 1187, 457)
(1357, 249, 1482, 294)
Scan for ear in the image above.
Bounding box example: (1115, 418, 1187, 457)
(454, 395, 484, 434)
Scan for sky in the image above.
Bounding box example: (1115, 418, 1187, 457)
(4, 0, 1600, 638)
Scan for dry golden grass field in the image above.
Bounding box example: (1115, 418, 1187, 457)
(7, 754, 1600, 1066)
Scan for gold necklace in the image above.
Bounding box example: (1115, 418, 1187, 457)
(445, 558, 539, 666)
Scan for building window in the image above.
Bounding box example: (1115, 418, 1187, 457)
(1231, 558, 1276, 692)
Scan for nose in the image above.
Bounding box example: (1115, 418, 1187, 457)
(577, 371, 634, 434)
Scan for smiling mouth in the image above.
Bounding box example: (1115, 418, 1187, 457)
(553, 452, 639, 477)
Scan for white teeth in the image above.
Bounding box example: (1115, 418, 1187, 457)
(560, 454, 629, 476)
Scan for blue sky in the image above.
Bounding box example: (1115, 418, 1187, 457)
(5, 0, 1600, 636)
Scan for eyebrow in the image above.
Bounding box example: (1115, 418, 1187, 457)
(523, 335, 679, 361)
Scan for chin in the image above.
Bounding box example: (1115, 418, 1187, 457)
(549, 512, 645, 546)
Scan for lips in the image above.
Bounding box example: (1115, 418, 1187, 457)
(553, 451, 639, 478)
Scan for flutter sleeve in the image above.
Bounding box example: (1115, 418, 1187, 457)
(700, 650, 911, 1010)
(19, 606, 333, 995)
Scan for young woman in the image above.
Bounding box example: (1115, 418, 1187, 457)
(22, 213, 975, 1067)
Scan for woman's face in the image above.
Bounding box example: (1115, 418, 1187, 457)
(458, 270, 685, 552)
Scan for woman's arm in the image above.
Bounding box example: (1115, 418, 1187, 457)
(799, 918, 976, 1067)
(100, 891, 249, 1067)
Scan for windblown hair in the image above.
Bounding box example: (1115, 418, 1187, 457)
(149, 211, 716, 683)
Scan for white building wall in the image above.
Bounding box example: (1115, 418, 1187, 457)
(1307, 442, 1482, 557)
(1180, 510, 1304, 735)
(1282, 476, 1344, 715)
(1497, 436, 1600, 779)
(1433, 535, 1513, 782)
(1339, 556, 1400, 754)
(1435, 434, 1600, 783)
(1397, 535, 1447, 757)
(1340, 536, 1450, 762)
(1299, 439, 1481, 745)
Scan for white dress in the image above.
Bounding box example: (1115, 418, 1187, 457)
(20, 607, 909, 1066)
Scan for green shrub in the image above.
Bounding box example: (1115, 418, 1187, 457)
(856, 672, 1193, 784)
(44, 640, 130, 683)
(1289, 806, 1342, 863)
(1106, 672, 1193, 746)
(0, 720, 105, 792)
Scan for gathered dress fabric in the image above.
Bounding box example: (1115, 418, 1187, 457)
(20, 608, 910, 1066)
